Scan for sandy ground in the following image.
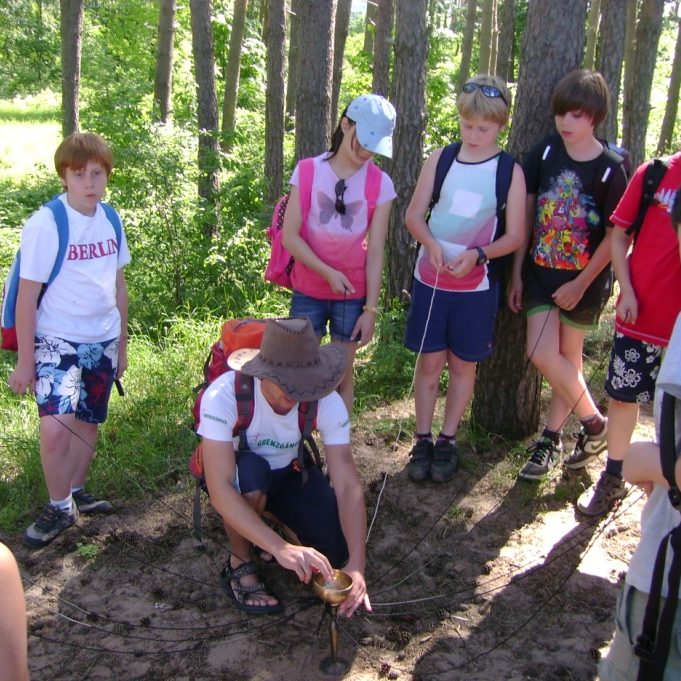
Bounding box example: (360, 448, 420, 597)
(3, 401, 656, 681)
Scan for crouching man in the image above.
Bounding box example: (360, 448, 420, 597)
(198, 317, 370, 617)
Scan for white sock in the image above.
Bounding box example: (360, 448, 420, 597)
(50, 495, 73, 512)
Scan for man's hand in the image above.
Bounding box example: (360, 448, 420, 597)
(552, 278, 586, 310)
(338, 567, 371, 617)
(616, 289, 638, 325)
(274, 543, 333, 584)
(7, 364, 35, 395)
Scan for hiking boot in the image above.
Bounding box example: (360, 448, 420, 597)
(431, 439, 459, 483)
(23, 502, 79, 549)
(518, 437, 563, 481)
(72, 489, 114, 514)
(577, 471, 627, 517)
(564, 420, 608, 470)
(406, 439, 433, 482)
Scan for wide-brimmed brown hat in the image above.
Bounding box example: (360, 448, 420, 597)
(227, 318, 347, 401)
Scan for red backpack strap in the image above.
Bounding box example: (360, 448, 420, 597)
(364, 161, 383, 228)
(297, 400, 321, 482)
(298, 157, 315, 240)
(233, 372, 255, 451)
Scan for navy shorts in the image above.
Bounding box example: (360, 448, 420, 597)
(604, 332, 664, 404)
(234, 450, 348, 568)
(524, 262, 612, 329)
(404, 279, 499, 362)
(290, 291, 365, 342)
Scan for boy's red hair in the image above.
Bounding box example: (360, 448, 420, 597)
(54, 132, 114, 179)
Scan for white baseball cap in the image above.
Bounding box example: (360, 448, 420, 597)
(346, 94, 396, 158)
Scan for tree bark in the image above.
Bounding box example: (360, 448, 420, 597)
(596, 0, 627, 141)
(331, 0, 352, 124)
(363, 0, 377, 55)
(496, 0, 515, 82)
(657, 16, 681, 155)
(285, 0, 301, 121)
(153, 0, 176, 123)
(472, 0, 589, 438)
(60, 0, 82, 137)
(622, 0, 664, 169)
(265, 0, 286, 203)
(385, 0, 427, 300)
(221, 0, 249, 151)
(478, 0, 493, 74)
(294, 0, 336, 161)
(189, 0, 220, 236)
(372, 0, 394, 97)
(621, 0, 638, 145)
(457, 0, 477, 90)
(583, 0, 601, 70)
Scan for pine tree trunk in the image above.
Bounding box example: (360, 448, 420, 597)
(478, 0, 493, 75)
(294, 0, 336, 161)
(372, 0, 394, 97)
(153, 0, 176, 123)
(583, 0, 601, 70)
(331, 0, 352, 124)
(457, 0, 477, 90)
(622, 0, 664, 169)
(385, 0, 428, 301)
(621, 0, 638, 145)
(265, 0, 286, 203)
(221, 0, 249, 151)
(496, 0, 515, 82)
(60, 0, 82, 137)
(363, 0, 377, 55)
(473, 0, 589, 438)
(596, 0, 627, 142)
(657, 17, 681, 155)
(285, 0, 301, 122)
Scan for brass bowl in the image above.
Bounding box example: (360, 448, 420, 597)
(313, 569, 353, 605)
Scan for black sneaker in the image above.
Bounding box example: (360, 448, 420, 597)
(23, 502, 79, 549)
(518, 437, 563, 481)
(406, 439, 433, 482)
(431, 439, 459, 482)
(72, 489, 114, 514)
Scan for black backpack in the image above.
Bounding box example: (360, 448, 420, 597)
(634, 390, 681, 680)
(625, 158, 670, 242)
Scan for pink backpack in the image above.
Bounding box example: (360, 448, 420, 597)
(264, 158, 382, 289)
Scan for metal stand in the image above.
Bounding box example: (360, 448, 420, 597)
(319, 603, 349, 675)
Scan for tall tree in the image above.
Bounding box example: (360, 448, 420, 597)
(265, 0, 286, 203)
(657, 14, 681, 154)
(363, 0, 377, 55)
(285, 0, 301, 121)
(596, 0, 627, 141)
(331, 0, 352, 124)
(221, 0, 249, 151)
(457, 0, 477, 89)
(621, 0, 638, 142)
(478, 0, 494, 74)
(583, 0, 601, 70)
(294, 0, 336, 161)
(496, 0, 515, 82)
(189, 0, 220, 235)
(385, 0, 428, 300)
(153, 0, 176, 123)
(60, 0, 83, 136)
(622, 0, 664, 169)
(472, 0, 589, 438)
(372, 0, 394, 97)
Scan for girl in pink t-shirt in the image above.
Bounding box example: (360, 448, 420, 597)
(282, 94, 397, 410)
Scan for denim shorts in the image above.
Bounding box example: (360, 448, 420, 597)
(233, 449, 348, 568)
(604, 332, 663, 404)
(33, 334, 119, 423)
(404, 279, 500, 362)
(290, 291, 365, 342)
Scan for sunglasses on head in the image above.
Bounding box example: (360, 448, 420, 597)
(334, 179, 347, 215)
(462, 82, 508, 106)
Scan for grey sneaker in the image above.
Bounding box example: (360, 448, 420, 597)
(518, 436, 563, 481)
(577, 471, 627, 516)
(72, 489, 114, 514)
(431, 439, 459, 482)
(23, 502, 79, 549)
(407, 439, 433, 482)
(564, 420, 608, 469)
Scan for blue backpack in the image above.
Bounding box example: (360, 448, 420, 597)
(1, 198, 122, 351)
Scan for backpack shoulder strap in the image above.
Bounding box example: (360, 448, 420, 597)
(364, 161, 382, 227)
(592, 145, 624, 213)
(298, 157, 315, 239)
(429, 142, 461, 213)
(100, 202, 123, 248)
(625, 158, 669, 240)
(296, 400, 321, 482)
(233, 372, 255, 451)
(494, 151, 516, 237)
(44, 198, 71, 284)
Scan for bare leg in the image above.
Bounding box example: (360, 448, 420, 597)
(334, 341, 358, 414)
(39, 414, 81, 501)
(606, 400, 639, 462)
(441, 351, 477, 436)
(413, 350, 448, 434)
(69, 420, 99, 488)
(0, 544, 28, 681)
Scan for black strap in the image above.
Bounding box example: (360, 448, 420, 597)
(625, 158, 668, 241)
(234, 372, 254, 451)
(661, 392, 681, 509)
(429, 142, 462, 215)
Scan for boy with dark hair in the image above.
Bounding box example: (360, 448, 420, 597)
(599, 187, 681, 681)
(8, 132, 129, 548)
(571, 153, 681, 516)
(510, 69, 628, 480)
